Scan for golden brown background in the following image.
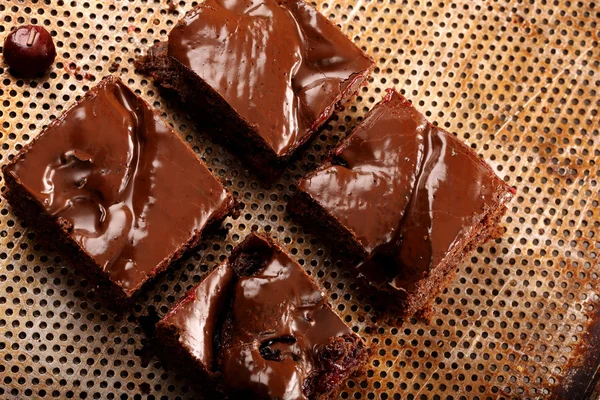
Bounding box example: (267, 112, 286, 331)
(0, 0, 598, 399)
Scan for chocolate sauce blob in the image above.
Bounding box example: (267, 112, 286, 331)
(3, 25, 56, 77)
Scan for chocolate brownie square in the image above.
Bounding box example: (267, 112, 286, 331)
(1, 76, 235, 303)
(137, 0, 373, 180)
(156, 233, 368, 399)
(289, 89, 515, 317)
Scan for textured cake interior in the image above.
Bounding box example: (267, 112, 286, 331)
(0, 1, 598, 399)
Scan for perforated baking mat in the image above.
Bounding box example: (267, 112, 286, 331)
(0, 0, 598, 399)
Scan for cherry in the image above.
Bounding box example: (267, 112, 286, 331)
(3, 25, 56, 78)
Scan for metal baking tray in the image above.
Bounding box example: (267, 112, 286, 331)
(0, 0, 598, 399)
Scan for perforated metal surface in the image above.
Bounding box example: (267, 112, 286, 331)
(0, 0, 598, 399)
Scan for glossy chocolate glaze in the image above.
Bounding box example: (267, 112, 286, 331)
(298, 90, 515, 292)
(162, 263, 234, 369)
(167, 0, 372, 156)
(222, 251, 351, 398)
(4, 77, 232, 295)
(161, 234, 353, 399)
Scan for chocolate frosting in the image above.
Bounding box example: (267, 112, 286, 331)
(298, 90, 515, 292)
(167, 0, 372, 156)
(5, 77, 232, 295)
(222, 251, 351, 398)
(163, 263, 234, 369)
(161, 234, 353, 399)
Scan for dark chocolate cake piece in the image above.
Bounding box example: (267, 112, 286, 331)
(289, 89, 515, 317)
(136, 0, 373, 180)
(1, 76, 235, 303)
(156, 233, 368, 399)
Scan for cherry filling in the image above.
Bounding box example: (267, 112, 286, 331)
(259, 335, 299, 362)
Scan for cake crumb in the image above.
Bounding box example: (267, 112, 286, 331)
(108, 61, 120, 73)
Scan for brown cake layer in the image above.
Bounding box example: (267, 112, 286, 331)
(289, 89, 515, 317)
(156, 233, 369, 399)
(136, 0, 373, 181)
(1, 76, 235, 305)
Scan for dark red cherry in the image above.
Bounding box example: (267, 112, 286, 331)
(3, 25, 56, 78)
